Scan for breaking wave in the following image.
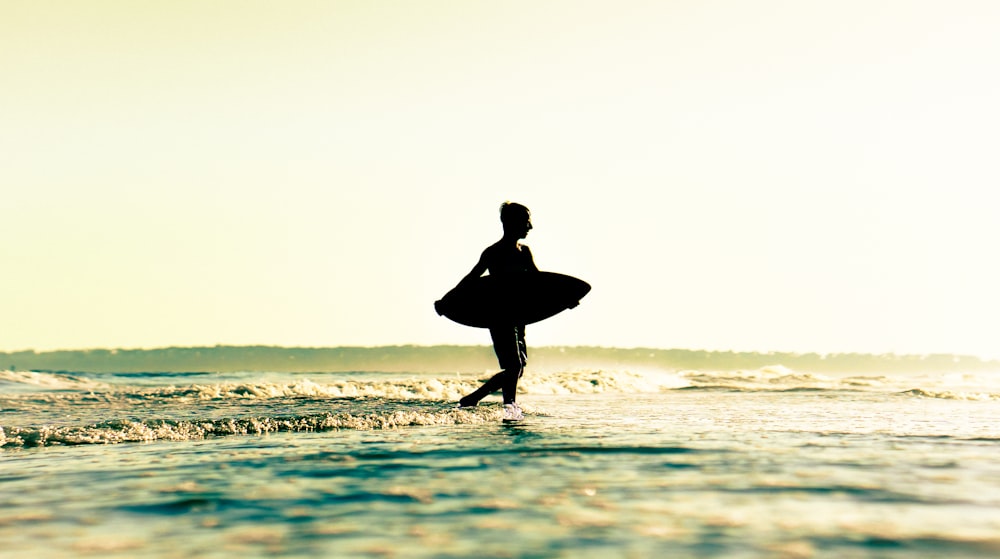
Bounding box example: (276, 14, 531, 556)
(901, 388, 1000, 401)
(0, 369, 108, 391)
(3, 367, 998, 403)
(3, 366, 998, 448)
(0, 406, 503, 448)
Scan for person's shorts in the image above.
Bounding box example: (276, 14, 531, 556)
(489, 325, 527, 373)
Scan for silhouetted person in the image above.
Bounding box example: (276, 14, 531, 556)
(440, 202, 538, 421)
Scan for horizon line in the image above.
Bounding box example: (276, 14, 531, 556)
(2, 344, 998, 362)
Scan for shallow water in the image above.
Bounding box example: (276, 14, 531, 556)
(3, 368, 1000, 558)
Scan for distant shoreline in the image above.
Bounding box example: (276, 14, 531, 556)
(3, 345, 997, 375)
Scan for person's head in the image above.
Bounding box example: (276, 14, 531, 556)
(500, 201, 532, 239)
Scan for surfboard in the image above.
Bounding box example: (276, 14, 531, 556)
(435, 272, 590, 328)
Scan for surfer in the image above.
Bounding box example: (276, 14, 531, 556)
(446, 202, 538, 421)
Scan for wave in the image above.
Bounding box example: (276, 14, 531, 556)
(901, 389, 1000, 401)
(0, 370, 107, 391)
(149, 377, 475, 401)
(5, 367, 998, 402)
(4, 366, 999, 448)
(0, 406, 505, 448)
(677, 366, 893, 392)
(0, 369, 688, 402)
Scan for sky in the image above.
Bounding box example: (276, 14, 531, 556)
(2, 1, 999, 358)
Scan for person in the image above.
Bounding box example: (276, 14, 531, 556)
(441, 202, 538, 421)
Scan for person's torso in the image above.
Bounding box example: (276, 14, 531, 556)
(485, 243, 531, 277)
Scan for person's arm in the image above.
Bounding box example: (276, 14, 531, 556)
(457, 251, 489, 288)
(435, 250, 489, 315)
(522, 245, 539, 272)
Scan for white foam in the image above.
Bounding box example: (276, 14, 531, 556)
(519, 369, 689, 395)
(121, 370, 690, 402)
(0, 370, 107, 390)
(146, 377, 479, 401)
(0, 367, 906, 406)
(902, 388, 1000, 401)
(0, 407, 502, 448)
(677, 367, 900, 392)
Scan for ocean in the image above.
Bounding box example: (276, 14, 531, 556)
(2, 348, 1000, 558)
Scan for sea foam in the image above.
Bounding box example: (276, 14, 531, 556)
(4, 366, 999, 448)
(0, 407, 505, 448)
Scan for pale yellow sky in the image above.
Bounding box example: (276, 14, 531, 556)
(2, 1, 999, 358)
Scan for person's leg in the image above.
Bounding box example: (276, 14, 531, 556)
(500, 325, 526, 405)
(458, 370, 505, 407)
(458, 326, 520, 407)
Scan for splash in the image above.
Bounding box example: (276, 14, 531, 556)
(0, 406, 504, 448)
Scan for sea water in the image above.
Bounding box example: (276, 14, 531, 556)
(2, 365, 1000, 558)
